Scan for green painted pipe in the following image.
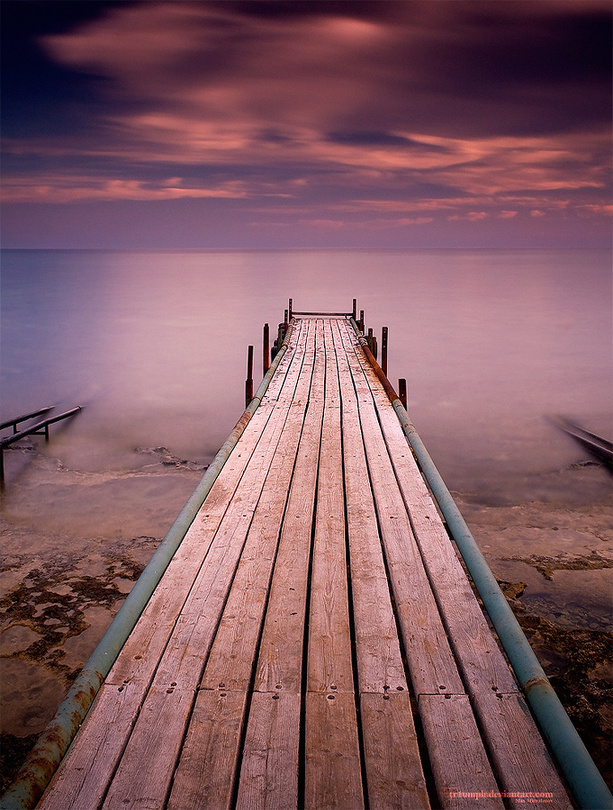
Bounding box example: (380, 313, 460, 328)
(1, 324, 294, 810)
(349, 317, 612, 810)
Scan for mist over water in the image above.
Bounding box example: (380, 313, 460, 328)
(2, 248, 611, 493)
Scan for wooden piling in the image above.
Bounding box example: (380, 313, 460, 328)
(263, 324, 270, 375)
(245, 345, 254, 406)
(398, 379, 407, 409)
(381, 327, 388, 376)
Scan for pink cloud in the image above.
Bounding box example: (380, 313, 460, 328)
(1, 175, 248, 204)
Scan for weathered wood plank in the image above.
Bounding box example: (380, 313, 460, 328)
(332, 320, 407, 695)
(304, 692, 365, 810)
(235, 692, 301, 810)
(37, 684, 142, 810)
(201, 322, 315, 692)
(360, 692, 430, 810)
(307, 321, 354, 695)
(253, 320, 324, 693)
(337, 322, 463, 697)
(151, 323, 307, 690)
(418, 694, 504, 810)
(474, 691, 573, 810)
(167, 689, 246, 810)
(350, 334, 519, 695)
(102, 687, 195, 810)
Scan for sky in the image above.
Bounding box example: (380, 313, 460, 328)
(1, 0, 611, 249)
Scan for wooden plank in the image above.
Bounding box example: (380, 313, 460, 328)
(253, 320, 324, 693)
(332, 321, 407, 694)
(307, 320, 354, 694)
(200, 322, 315, 692)
(235, 692, 301, 810)
(418, 694, 504, 810)
(304, 692, 365, 810)
(101, 687, 195, 810)
(37, 684, 142, 810)
(336, 321, 463, 697)
(167, 689, 246, 810)
(327, 320, 430, 808)
(474, 691, 573, 810)
(360, 692, 430, 810)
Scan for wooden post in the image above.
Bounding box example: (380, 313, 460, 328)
(245, 345, 254, 406)
(284, 310, 288, 330)
(381, 326, 388, 376)
(288, 299, 293, 321)
(367, 328, 378, 361)
(359, 310, 365, 333)
(399, 378, 407, 409)
(352, 299, 357, 319)
(263, 323, 270, 375)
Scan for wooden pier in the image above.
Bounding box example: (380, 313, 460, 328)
(34, 314, 572, 810)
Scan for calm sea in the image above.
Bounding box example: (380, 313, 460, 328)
(1, 248, 611, 752)
(2, 248, 611, 488)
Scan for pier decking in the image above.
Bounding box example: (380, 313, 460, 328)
(34, 314, 572, 810)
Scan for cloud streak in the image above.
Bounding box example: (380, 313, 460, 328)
(1, 0, 610, 247)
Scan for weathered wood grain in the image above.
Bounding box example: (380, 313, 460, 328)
(102, 686, 195, 810)
(235, 691, 301, 810)
(307, 321, 354, 695)
(360, 692, 430, 810)
(201, 322, 315, 692)
(418, 694, 504, 810)
(253, 320, 324, 693)
(167, 689, 246, 810)
(474, 691, 573, 810)
(305, 692, 365, 810)
(332, 320, 407, 694)
(339, 323, 463, 697)
(37, 684, 142, 810)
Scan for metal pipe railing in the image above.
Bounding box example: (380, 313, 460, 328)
(0, 407, 82, 484)
(349, 315, 612, 810)
(0, 406, 54, 434)
(1, 324, 294, 810)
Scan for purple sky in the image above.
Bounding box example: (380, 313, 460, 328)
(2, 0, 611, 249)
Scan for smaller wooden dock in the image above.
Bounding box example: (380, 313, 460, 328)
(34, 314, 572, 809)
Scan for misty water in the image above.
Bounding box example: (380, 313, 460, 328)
(1, 249, 611, 781)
